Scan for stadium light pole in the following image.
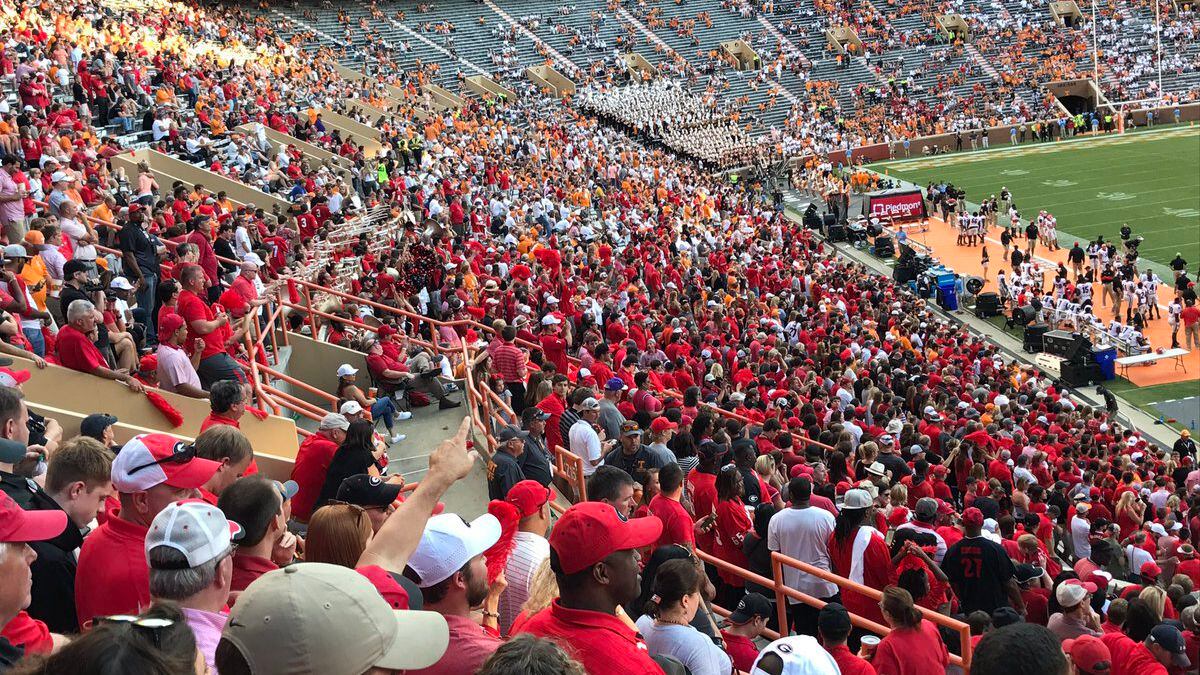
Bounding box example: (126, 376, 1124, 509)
(1091, 0, 1100, 102)
(1155, 0, 1163, 99)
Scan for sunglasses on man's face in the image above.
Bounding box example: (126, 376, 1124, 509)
(127, 442, 197, 476)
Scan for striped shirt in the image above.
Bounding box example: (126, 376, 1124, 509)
(490, 341, 528, 383)
(499, 531, 550, 635)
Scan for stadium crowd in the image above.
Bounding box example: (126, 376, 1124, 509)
(2, 0, 1200, 674)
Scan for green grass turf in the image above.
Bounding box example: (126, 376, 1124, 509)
(872, 126, 1200, 267)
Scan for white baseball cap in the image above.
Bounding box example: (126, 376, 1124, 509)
(146, 499, 243, 568)
(541, 314, 561, 326)
(407, 513, 502, 587)
(109, 276, 134, 291)
(340, 400, 363, 416)
(750, 635, 841, 675)
(336, 364, 359, 377)
(843, 488, 874, 510)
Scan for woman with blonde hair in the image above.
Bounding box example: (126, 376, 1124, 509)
(1139, 585, 1166, 621)
(754, 454, 785, 508)
(1116, 490, 1146, 541)
(304, 503, 373, 568)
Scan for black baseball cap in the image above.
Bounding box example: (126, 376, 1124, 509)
(1148, 624, 1190, 669)
(63, 259, 90, 278)
(991, 606, 1023, 628)
(337, 474, 402, 507)
(817, 602, 852, 636)
(521, 407, 550, 425)
(698, 441, 729, 460)
(1014, 563, 1044, 585)
(80, 413, 118, 441)
(728, 593, 772, 624)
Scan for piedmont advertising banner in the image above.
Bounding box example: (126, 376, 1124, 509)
(866, 189, 926, 221)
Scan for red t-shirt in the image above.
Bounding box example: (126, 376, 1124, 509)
(177, 290, 224, 359)
(515, 599, 664, 675)
(872, 620, 949, 675)
(230, 553, 278, 593)
(75, 511, 151, 625)
(687, 469, 718, 553)
(721, 631, 762, 673)
(1101, 631, 1168, 675)
(56, 324, 105, 373)
(289, 431, 342, 521)
(648, 494, 694, 549)
(826, 643, 877, 675)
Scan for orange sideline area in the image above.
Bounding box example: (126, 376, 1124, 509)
(881, 214, 1199, 387)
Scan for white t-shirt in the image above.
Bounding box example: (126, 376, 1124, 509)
(568, 419, 602, 477)
(1126, 544, 1153, 575)
(768, 506, 839, 599)
(635, 616, 731, 675)
(59, 217, 96, 261)
(1071, 515, 1092, 560)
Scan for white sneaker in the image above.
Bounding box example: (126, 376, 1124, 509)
(397, 411, 413, 421)
(391, 434, 407, 444)
(443, 382, 460, 392)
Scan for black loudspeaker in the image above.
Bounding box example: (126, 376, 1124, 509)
(894, 265, 917, 283)
(1063, 334, 1093, 363)
(975, 292, 1001, 318)
(822, 213, 837, 228)
(874, 235, 895, 258)
(1023, 323, 1049, 353)
(1060, 361, 1102, 386)
(1043, 330, 1078, 359)
(964, 276, 985, 295)
(826, 222, 847, 242)
(1012, 305, 1038, 327)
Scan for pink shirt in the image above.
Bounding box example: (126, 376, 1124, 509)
(407, 614, 501, 675)
(156, 343, 202, 394)
(0, 169, 23, 222)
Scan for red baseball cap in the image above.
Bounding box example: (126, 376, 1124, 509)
(506, 480, 552, 518)
(0, 492, 67, 543)
(1063, 635, 1111, 674)
(355, 564, 409, 610)
(549, 502, 662, 575)
(159, 311, 185, 337)
(936, 499, 955, 516)
(0, 367, 31, 386)
(110, 434, 222, 493)
(649, 417, 677, 434)
(378, 325, 398, 338)
(1141, 561, 1162, 579)
(962, 507, 984, 528)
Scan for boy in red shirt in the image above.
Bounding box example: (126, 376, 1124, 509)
(721, 593, 772, 673)
(818, 602, 876, 675)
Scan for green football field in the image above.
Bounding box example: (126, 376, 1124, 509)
(872, 126, 1200, 268)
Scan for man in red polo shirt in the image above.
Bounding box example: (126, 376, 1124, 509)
(289, 413, 351, 522)
(177, 264, 243, 389)
(515, 501, 664, 675)
(199, 379, 246, 434)
(649, 462, 695, 551)
(56, 297, 145, 392)
(75, 433, 221, 625)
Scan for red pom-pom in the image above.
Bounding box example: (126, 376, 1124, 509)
(144, 390, 184, 427)
(483, 500, 521, 584)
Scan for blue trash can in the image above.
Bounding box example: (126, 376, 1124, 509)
(938, 281, 959, 311)
(1094, 347, 1117, 381)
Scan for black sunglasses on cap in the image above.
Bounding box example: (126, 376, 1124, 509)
(127, 441, 197, 476)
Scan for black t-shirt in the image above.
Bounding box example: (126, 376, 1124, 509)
(57, 284, 91, 327)
(488, 451, 524, 501)
(117, 223, 159, 278)
(518, 436, 553, 487)
(0, 635, 23, 672)
(214, 238, 238, 274)
(943, 535, 1015, 615)
(315, 445, 375, 512)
